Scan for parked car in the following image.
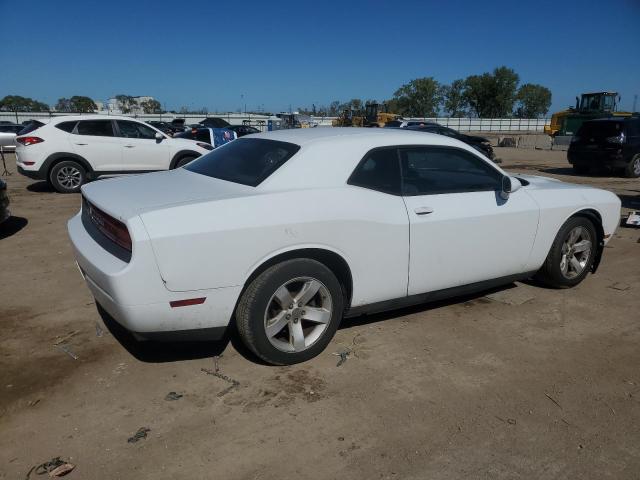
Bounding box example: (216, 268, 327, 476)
(0, 178, 9, 224)
(405, 124, 495, 159)
(15, 115, 212, 193)
(568, 117, 640, 177)
(227, 125, 261, 137)
(384, 120, 439, 128)
(68, 128, 621, 365)
(0, 124, 24, 152)
(146, 121, 175, 136)
(174, 127, 237, 148)
(199, 117, 231, 128)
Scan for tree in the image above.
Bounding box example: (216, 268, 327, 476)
(328, 101, 341, 116)
(464, 66, 519, 118)
(140, 99, 162, 114)
(442, 79, 468, 117)
(0, 95, 49, 112)
(55, 97, 72, 112)
(115, 94, 136, 113)
(514, 83, 552, 118)
(392, 77, 443, 117)
(69, 96, 97, 113)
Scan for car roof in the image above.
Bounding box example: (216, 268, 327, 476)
(584, 117, 637, 123)
(250, 127, 461, 148)
(49, 115, 148, 123)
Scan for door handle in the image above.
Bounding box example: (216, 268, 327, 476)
(74, 143, 88, 146)
(414, 206, 434, 215)
(124, 145, 135, 148)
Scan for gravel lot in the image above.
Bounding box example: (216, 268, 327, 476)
(1, 148, 639, 479)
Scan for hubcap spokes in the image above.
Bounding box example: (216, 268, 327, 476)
(560, 226, 592, 279)
(57, 166, 81, 188)
(264, 277, 332, 353)
(633, 158, 640, 175)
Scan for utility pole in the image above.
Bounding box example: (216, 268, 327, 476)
(633, 94, 638, 113)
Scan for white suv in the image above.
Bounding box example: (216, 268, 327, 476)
(15, 115, 213, 193)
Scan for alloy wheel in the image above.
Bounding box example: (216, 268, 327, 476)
(263, 277, 333, 353)
(633, 157, 640, 176)
(560, 226, 592, 279)
(57, 166, 82, 189)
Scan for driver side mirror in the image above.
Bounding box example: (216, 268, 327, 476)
(500, 176, 521, 200)
(155, 132, 164, 142)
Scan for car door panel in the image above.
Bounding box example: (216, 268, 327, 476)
(400, 146, 539, 295)
(116, 120, 170, 171)
(71, 120, 124, 171)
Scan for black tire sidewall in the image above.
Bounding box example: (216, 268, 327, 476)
(175, 156, 196, 168)
(49, 161, 86, 193)
(544, 217, 597, 288)
(239, 259, 344, 365)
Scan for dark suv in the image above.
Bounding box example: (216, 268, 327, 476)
(568, 117, 640, 177)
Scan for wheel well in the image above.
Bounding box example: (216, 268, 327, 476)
(45, 154, 93, 181)
(243, 249, 353, 310)
(170, 150, 200, 169)
(570, 209, 604, 273)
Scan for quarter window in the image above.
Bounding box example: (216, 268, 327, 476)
(77, 120, 114, 137)
(348, 148, 401, 195)
(400, 147, 502, 195)
(116, 120, 157, 139)
(55, 121, 78, 133)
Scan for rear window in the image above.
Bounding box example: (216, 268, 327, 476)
(55, 121, 78, 133)
(577, 121, 623, 138)
(18, 120, 45, 135)
(185, 138, 300, 187)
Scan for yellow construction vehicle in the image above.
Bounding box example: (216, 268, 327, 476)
(544, 92, 633, 136)
(332, 103, 400, 127)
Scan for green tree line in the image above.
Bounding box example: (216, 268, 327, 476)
(301, 66, 552, 119)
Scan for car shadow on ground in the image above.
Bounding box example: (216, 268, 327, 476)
(0, 216, 28, 240)
(26, 181, 55, 193)
(102, 282, 528, 365)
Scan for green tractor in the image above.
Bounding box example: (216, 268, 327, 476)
(545, 91, 633, 137)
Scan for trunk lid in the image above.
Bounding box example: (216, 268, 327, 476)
(80, 169, 256, 221)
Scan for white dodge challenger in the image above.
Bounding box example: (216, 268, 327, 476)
(68, 128, 621, 365)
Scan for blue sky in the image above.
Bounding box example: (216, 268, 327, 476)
(1, 0, 638, 115)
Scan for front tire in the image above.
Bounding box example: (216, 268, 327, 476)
(535, 216, 597, 288)
(175, 155, 197, 168)
(623, 154, 640, 178)
(49, 160, 86, 193)
(236, 259, 344, 365)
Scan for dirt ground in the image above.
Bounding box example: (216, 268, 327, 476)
(1, 148, 639, 480)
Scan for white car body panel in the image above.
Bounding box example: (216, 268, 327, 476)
(68, 128, 622, 336)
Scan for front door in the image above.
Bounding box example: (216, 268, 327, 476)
(115, 120, 170, 171)
(400, 146, 539, 295)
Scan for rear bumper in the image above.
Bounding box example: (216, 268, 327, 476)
(567, 148, 629, 168)
(17, 165, 45, 180)
(67, 212, 242, 335)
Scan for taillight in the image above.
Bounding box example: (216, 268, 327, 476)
(16, 136, 44, 146)
(84, 198, 132, 252)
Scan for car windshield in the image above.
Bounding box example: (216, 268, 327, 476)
(185, 138, 300, 187)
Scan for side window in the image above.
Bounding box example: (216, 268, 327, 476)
(400, 147, 502, 196)
(348, 148, 401, 195)
(196, 130, 211, 143)
(55, 121, 78, 133)
(77, 120, 114, 137)
(116, 120, 157, 139)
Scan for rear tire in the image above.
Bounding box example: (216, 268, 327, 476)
(236, 259, 344, 365)
(623, 154, 640, 178)
(535, 216, 597, 288)
(49, 160, 86, 193)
